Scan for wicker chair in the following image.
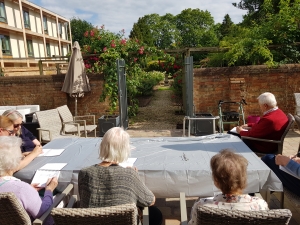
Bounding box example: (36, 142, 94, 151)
(179, 192, 292, 225)
(35, 109, 80, 143)
(241, 113, 295, 155)
(57, 105, 97, 138)
(0, 183, 74, 225)
(51, 203, 138, 225)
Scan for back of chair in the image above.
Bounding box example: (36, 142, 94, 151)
(294, 93, 300, 115)
(294, 115, 300, 130)
(197, 206, 292, 225)
(0, 192, 31, 225)
(57, 105, 73, 122)
(35, 109, 63, 141)
(280, 113, 295, 142)
(51, 203, 138, 225)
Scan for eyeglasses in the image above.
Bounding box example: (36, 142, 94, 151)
(2, 128, 14, 136)
(13, 123, 23, 128)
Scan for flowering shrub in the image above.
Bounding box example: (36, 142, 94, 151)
(81, 26, 174, 116)
(171, 70, 183, 100)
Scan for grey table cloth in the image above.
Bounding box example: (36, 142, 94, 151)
(14, 134, 282, 198)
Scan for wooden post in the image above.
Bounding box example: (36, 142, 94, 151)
(38, 60, 43, 75)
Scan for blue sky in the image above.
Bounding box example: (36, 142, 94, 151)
(29, 0, 246, 36)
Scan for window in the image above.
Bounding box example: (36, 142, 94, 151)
(46, 43, 50, 57)
(43, 16, 48, 34)
(60, 45, 64, 56)
(27, 40, 34, 57)
(0, 1, 7, 23)
(58, 22, 62, 38)
(0, 35, 11, 55)
(23, 10, 30, 29)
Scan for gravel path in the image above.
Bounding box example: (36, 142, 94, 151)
(129, 88, 183, 130)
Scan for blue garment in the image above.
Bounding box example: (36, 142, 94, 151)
(262, 154, 300, 197)
(20, 126, 36, 152)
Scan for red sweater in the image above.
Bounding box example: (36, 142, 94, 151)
(240, 109, 288, 153)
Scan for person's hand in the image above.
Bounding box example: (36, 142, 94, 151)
(275, 154, 290, 166)
(289, 154, 297, 159)
(31, 145, 43, 156)
(31, 183, 43, 191)
(22, 152, 31, 157)
(241, 124, 248, 128)
(45, 177, 58, 192)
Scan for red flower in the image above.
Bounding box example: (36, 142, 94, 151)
(103, 47, 107, 52)
(178, 79, 182, 84)
(90, 30, 95, 37)
(134, 58, 138, 62)
(84, 31, 89, 37)
(85, 64, 91, 69)
(120, 39, 126, 45)
(138, 46, 144, 55)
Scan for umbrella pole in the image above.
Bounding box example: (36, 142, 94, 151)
(75, 96, 77, 116)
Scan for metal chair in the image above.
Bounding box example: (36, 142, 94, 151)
(0, 184, 73, 225)
(57, 105, 97, 138)
(241, 113, 295, 155)
(51, 203, 138, 225)
(35, 109, 80, 143)
(179, 192, 292, 225)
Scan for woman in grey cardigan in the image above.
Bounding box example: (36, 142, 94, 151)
(78, 127, 162, 225)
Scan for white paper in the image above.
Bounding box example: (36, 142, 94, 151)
(230, 127, 237, 133)
(38, 149, 65, 157)
(230, 127, 249, 133)
(31, 170, 60, 187)
(279, 165, 300, 180)
(39, 163, 67, 170)
(119, 158, 137, 168)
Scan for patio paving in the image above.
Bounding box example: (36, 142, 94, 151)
(124, 129, 300, 225)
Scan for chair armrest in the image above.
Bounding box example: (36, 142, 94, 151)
(32, 184, 74, 225)
(74, 115, 95, 125)
(180, 192, 188, 225)
(241, 136, 281, 144)
(143, 207, 149, 225)
(71, 119, 87, 126)
(36, 128, 52, 143)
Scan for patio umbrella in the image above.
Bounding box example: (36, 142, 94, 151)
(61, 41, 91, 116)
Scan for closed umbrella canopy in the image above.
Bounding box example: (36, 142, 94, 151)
(61, 41, 91, 115)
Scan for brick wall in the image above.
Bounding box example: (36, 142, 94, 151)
(193, 64, 300, 121)
(0, 73, 110, 120)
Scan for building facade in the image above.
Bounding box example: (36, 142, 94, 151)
(0, 0, 72, 68)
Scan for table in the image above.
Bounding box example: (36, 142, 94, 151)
(14, 134, 282, 198)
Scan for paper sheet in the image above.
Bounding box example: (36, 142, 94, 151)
(31, 170, 60, 187)
(38, 149, 65, 157)
(279, 165, 300, 180)
(119, 158, 137, 168)
(39, 163, 67, 170)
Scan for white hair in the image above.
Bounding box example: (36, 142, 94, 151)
(2, 109, 23, 121)
(257, 92, 277, 108)
(99, 127, 131, 163)
(0, 136, 23, 175)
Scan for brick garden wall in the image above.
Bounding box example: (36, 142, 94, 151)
(0, 73, 110, 120)
(193, 64, 300, 122)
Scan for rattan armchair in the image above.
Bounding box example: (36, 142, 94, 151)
(0, 183, 73, 225)
(241, 113, 295, 155)
(179, 192, 292, 225)
(51, 203, 138, 225)
(57, 105, 97, 138)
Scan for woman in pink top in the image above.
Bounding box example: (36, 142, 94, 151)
(188, 149, 268, 225)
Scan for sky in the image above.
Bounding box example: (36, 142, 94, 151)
(29, 0, 246, 36)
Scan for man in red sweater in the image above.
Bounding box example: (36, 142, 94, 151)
(236, 92, 288, 153)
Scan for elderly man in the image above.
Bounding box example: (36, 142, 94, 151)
(236, 92, 288, 153)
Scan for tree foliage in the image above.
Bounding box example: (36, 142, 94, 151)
(70, 17, 94, 46)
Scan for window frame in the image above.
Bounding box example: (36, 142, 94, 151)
(46, 43, 51, 57)
(27, 39, 34, 57)
(23, 10, 30, 29)
(0, 1, 7, 23)
(0, 35, 11, 55)
(58, 22, 62, 38)
(43, 16, 48, 34)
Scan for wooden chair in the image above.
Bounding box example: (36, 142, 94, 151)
(241, 113, 295, 155)
(51, 203, 138, 225)
(0, 183, 73, 225)
(35, 109, 80, 143)
(279, 187, 300, 209)
(57, 105, 97, 138)
(179, 192, 292, 225)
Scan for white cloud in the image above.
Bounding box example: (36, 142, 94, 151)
(34, 0, 245, 36)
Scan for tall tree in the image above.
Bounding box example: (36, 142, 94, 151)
(70, 17, 94, 46)
(219, 14, 234, 38)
